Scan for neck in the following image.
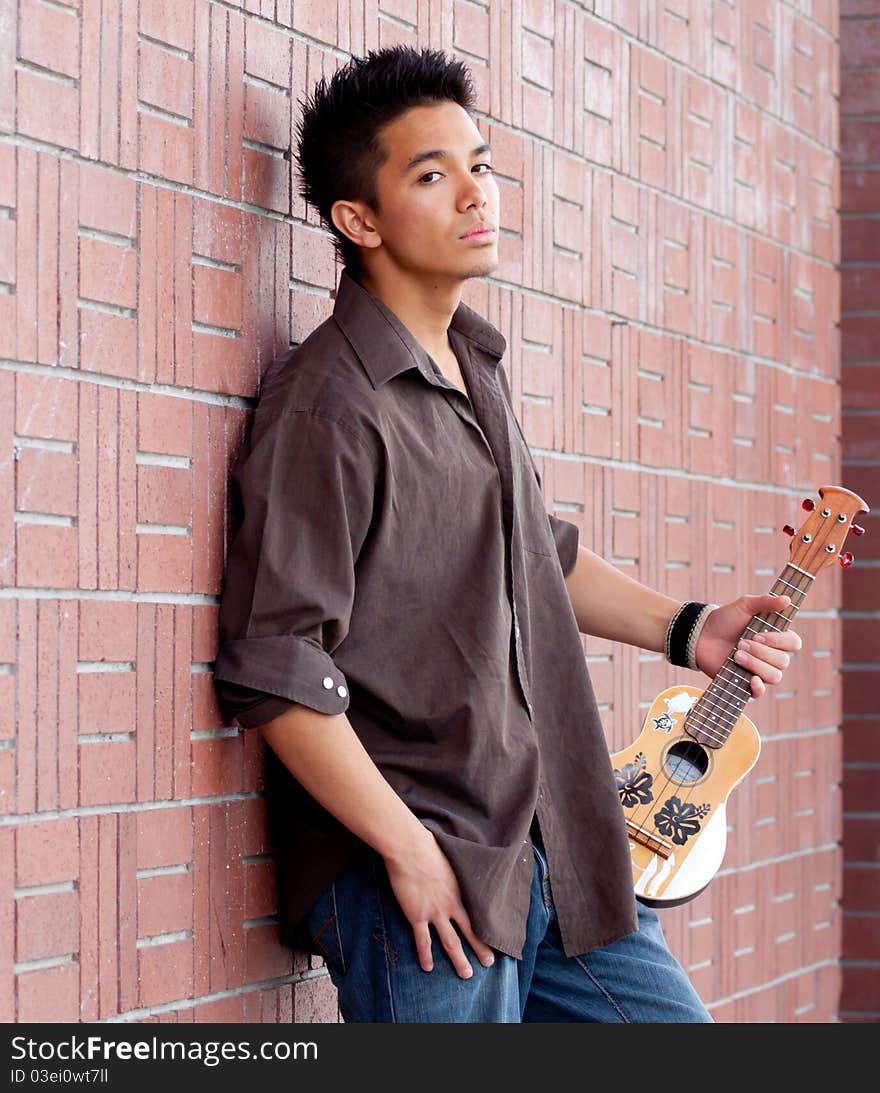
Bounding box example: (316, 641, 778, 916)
(358, 263, 463, 362)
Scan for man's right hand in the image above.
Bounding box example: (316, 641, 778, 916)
(383, 829, 496, 979)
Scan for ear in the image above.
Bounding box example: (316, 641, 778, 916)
(330, 199, 382, 250)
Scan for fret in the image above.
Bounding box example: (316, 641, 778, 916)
(689, 713, 736, 743)
(769, 608, 796, 622)
(701, 689, 746, 717)
(685, 720, 727, 747)
(786, 563, 815, 581)
(687, 709, 735, 738)
(716, 665, 751, 695)
(775, 576, 806, 597)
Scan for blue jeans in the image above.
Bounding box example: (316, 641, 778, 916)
(305, 820, 713, 1023)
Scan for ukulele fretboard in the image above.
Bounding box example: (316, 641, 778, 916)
(685, 564, 812, 749)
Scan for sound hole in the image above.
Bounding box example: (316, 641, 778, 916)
(663, 740, 709, 784)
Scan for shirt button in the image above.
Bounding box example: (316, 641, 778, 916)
(337, 685, 347, 698)
(322, 677, 334, 690)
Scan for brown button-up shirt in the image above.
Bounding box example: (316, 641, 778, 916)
(213, 268, 637, 960)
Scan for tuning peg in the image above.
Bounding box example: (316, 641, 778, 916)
(852, 524, 865, 536)
(783, 524, 796, 536)
(802, 498, 815, 511)
(840, 552, 854, 568)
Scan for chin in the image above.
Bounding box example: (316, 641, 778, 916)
(461, 253, 500, 280)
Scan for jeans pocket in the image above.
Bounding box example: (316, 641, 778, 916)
(305, 883, 347, 980)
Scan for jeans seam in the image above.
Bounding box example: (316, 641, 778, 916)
(572, 954, 630, 1022)
(370, 856, 398, 1023)
(329, 882, 347, 977)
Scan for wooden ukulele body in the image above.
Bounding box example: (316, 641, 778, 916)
(609, 685, 761, 906)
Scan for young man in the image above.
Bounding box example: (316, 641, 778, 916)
(213, 46, 801, 1023)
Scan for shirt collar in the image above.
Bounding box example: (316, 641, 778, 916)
(331, 268, 507, 389)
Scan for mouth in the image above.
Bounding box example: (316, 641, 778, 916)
(460, 224, 497, 242)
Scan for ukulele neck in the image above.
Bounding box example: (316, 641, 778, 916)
(685, 565, 811, 749)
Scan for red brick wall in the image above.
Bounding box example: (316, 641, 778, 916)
(840, 0, 880, 1023)
(1, 2, 850, 1022)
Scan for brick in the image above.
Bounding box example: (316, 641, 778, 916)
(293, 973, 340, 1023)
(79, 670, 136, 734)
(15, 819, 79, 887)
(79, 235, 137, 310)
(137, 533, 192, 594)
(139, 39, 194, 121)
(843, 864, 880, 911)
(137, 465, 192, 528)
(139, 112, 194, 188)
(137, 870, 193, 940)
(18, 0, 79, 79)
(138, 938, 194, 1008)
(138, 393, 193, 457)
(840, 966, 880, 1012)
(16, 889, 79, 963)
(78, 601, 138, 662)
(168, 609, 189, 802)
(843, 915, 880, 960)
(15, 374, 78, 442)
(80, 309, 138, 379)
(843, 719, 880, 764)
(140, 0, 194, 53)
(79, 162, 137, 236)
(16, 522, 78, 588)
(244, 859, 278, 921)
(17, 68, 78, 149)
(17, 962, 80, 1022)
(15, 448, 77, 517)
(193, 605, 219, 663)
(79, 740, 136, 806)
(136, 807, 193, 872)
(245, 18, 291, 88)
(193, 198, 243, 266)
(242, 921, 291, 984)
(152, 603, 175, 801)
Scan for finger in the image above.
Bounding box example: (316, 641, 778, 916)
(739, 638, 790, 671)
(754, 629, 802, 652)
(752, 629, 800, 651)
(434, 920, 474, 979)
(453, 908, 495, 968)
(413, 922, 434, 973)
(734, 643, 783, 684)
(745, 592, 791, 616)
(749, 674, 765, 698)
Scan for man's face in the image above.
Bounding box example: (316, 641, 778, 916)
(356, 100, 500, 282)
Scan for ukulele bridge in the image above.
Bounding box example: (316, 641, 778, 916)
(626, 818, 673, 860)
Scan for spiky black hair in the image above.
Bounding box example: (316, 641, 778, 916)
(294, 45, 477, 278)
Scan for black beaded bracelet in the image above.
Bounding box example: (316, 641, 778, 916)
(665, 601, 711, 669)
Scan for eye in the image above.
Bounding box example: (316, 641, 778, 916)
(418, 164, 495, 184)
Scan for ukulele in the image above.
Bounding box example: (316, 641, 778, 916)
(609, 485, 870, 907)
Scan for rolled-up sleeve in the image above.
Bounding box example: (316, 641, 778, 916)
(547, 513, 580, 577)
(213, 406, 379, 725)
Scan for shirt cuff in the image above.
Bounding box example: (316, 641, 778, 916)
(547, 514, 580, 577)
(213, 634, 351, 717)
(214, 683, 297, 729)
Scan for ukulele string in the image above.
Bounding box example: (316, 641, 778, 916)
(624, 565, 812, 864)
(667, 570, 810, 832)
(646, 519, 829, 849)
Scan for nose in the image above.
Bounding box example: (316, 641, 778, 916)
(458, 170, 488, 211)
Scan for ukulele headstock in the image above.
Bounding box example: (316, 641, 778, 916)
(782, 485, 870, 575)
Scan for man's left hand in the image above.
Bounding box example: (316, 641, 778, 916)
(695, 594, 803, 698)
